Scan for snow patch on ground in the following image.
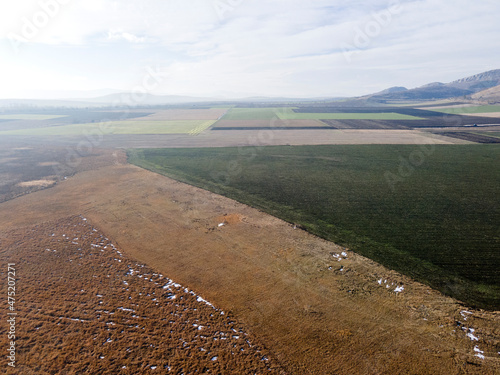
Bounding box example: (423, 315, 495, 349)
(474, 346, 485, 360)
(377, 278, 404, 293)
(466, 329, 479, 341)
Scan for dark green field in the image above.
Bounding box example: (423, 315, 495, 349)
(128, 145, 500, 309)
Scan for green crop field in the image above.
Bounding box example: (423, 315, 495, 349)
(0, 120, 217, 135)
(430, 105, 500, 114)
(128, 145, 500, 309)
(0, 114, 68, 120)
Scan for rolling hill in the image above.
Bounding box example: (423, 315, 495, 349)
(471, 84, 500, 103)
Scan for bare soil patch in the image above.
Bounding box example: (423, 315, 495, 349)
(461, 112, 500, 118)
(0, 154, 498, 374)
(37, 161, 60, 167)
(16, 179, 55, 188)
(215, 213, 245, 226)
(0, 147, 125, 203)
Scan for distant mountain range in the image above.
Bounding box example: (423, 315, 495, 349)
(368, 69, 500, 102)
(0, 94, 340, 109)
(81, 93, 217, 105)
(1, 69, 499, 108)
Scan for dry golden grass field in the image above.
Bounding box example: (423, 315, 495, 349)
(0, 215, 282, 374)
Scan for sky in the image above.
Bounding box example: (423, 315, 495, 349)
(0, 0, 499, 100)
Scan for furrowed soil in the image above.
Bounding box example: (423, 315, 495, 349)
(435, 132, 500, 143)
(0, 149, 499, 374)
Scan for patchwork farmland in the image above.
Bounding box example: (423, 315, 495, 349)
(0, 108, 227, 136)
(2, 104, 500, 144)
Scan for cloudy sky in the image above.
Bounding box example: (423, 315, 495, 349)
(0, 0, 499, 99)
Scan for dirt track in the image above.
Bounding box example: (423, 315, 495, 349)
(0, 149, 499, 374)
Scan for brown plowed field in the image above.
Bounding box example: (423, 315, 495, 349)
(435, 132, 500, 143)
(1, 149, 499, 374)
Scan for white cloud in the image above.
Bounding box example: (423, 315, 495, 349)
(107, 30, 147, 44)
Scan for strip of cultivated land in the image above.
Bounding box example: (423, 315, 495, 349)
(128, 145, 500, 310)
(0, 120, 218, 136)
(212, 119, 328, 130)
(133, 108, 228, 120)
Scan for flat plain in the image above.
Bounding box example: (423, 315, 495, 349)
(0, 102, 499, 373)
(0, 120, 218, 136)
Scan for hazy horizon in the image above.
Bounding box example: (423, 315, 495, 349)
(1, 0, 499, 100)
